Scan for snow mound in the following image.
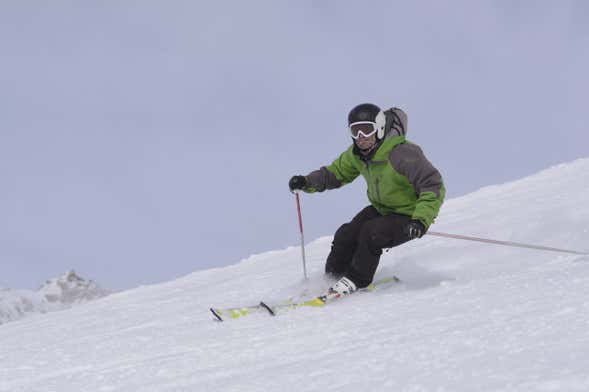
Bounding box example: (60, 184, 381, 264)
(38, 270, 110, 305)
(0, 270, 110, 325)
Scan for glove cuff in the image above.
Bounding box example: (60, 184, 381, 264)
(411, 219, 427, 231)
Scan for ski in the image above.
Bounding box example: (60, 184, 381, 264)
(209, 304, 268, 321)
(209, 291, 307, 321)
(261, 275, 401, 315)
(210, 276, 400, 321)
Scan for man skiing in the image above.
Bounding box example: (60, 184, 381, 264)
(289, 103, 445, 300)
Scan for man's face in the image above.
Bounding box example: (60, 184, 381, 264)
(355, 133, 377, 151)
(350, 122, 378, 152)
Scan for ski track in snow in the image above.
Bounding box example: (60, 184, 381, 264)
(1, 158, 589, 391)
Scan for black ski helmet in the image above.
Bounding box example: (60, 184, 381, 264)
(348, 103, 386, 139)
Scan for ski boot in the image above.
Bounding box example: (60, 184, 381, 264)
(320, 276, 357, 302)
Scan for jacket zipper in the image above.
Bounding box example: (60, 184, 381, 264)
(375, 177, 381, 203)
(366, 162, 382, 203)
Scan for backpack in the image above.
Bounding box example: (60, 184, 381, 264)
(384, 107, 408, 137)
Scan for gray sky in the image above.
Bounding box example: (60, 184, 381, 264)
(1, 1, 588, 290)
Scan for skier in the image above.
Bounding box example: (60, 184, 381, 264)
(289, 103, 445, 300)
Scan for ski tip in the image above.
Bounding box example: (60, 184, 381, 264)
(259, 301, 276, 316)
(210, 308, 224, 322)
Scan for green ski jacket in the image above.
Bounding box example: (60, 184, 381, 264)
(303, 110, 445, 229)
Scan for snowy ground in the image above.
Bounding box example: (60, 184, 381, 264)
(1, 159, 588, 392)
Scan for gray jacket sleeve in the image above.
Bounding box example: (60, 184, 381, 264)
(389, 143, 444, 198)
(304, 167, 343, 192)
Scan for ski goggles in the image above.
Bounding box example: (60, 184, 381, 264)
(349, 122, 377, 139)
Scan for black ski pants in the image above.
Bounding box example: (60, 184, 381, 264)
(325, 205, 412, 288)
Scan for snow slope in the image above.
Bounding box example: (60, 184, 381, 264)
(0, 270, 110, 325)
(1, 159, 589, 392)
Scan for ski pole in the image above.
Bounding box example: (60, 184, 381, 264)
(294, 191, 309, 280)
(427, 231, 588, 256)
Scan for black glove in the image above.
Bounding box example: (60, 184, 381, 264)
(289, 175, 307, 192)
(405, 220, 426, 239)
